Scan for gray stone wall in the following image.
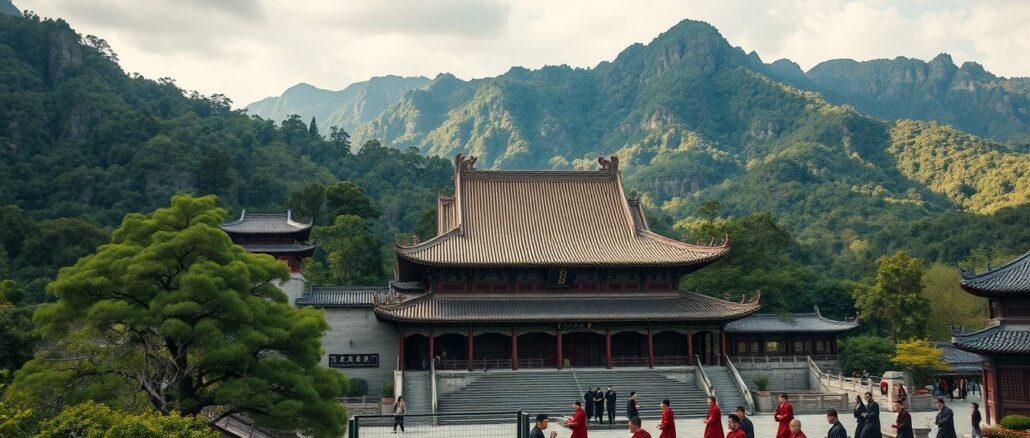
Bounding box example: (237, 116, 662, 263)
(739, 368, 810, 391)
(321, 307, 398, 396)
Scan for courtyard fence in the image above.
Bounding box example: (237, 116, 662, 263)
(348, 410, 530, 438)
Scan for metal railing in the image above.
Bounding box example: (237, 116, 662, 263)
(724, 355, 756, 414)
(348, 410, 529, 438)
(807, 356, 875, 394)
(694, 354, 715, 398)
(730, 355, 839, 366)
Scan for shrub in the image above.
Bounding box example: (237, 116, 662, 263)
(1001, 416, 1030, 432)
(753, 375, 772, 391)
(381, 382, 395, 398)
(984, 426, 1030, 438)
(36, 401, 216, 438)
(840, 334, 896, 375)
(347, 378, 369, 397)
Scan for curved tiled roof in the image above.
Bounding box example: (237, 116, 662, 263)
(373, 291, 759, 324)
(396, 168, 727, 267)
(296, 286, 392, 308)
(241, 243, 316, 254)
(933, 342, 983, 374)
(959, 250, 1030, 297)
(221, 210, 312, 235)
(953, 324, 1030, 355)
(725, 307, 859, 333)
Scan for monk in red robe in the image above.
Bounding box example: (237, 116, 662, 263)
(702, 396, 722, 438)
(629, 416, 653, 438)
(727, 414, 747, 438)
(563, 401, 589, 438)
(657, 399, 676, 438)
(775, 393, 795, 438)
(790, 419, 807, 438)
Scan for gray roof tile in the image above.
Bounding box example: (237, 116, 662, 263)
(296, 286, 392, 308)
(221, 210, 312, 235)
(724, 309, 859, 333)
(960, 250, 1030, 296)
(953, 324, 1030, 355)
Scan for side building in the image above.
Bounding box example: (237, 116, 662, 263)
(220, 210, 315, 304)
(953, 250, 1030, 424)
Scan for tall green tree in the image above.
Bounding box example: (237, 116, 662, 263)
(325, 181, 380, 220)
(285, 183, 326, 224)
(0, 280, 35, 376)
(922, 263, 989, 340)
(853, 251, 929, 340)
(304, 215, 386, 286)
(308, 116, 319, 137)
(839, 334, 896, 376)
(11, 195, 347, 436)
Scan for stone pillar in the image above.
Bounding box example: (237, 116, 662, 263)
(556, 326, 563, 369)
(467, 327, 474, 371)
(398, 331, 405, 371)
(428, 329, 435, 366)
(720, 330, 727, 366)
(646, 326, 655, 369)
(605, 327, 612, 369)
(687, 328, 694, 365)
(511, 327, 518, 370)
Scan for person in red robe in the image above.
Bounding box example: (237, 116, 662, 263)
(702, 396, 722, 438)
(629, 416, 653, 438)
(727, 414, 747, 438)
(790, 419, 808, 438)
(563, 401, 589, 438)
(657, 399, 677, 438)
(775, 393, 795, 438)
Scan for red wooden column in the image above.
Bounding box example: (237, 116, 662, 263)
(398, 331, 406, 370)
(687, 329, 694, 365)
(428, 330, 435, 366)
(646, 326, 655, 369)
(605, 327, 612, 369)
(511, 328, 519, 370)
(467, 327, 474, 371)
(719, 330, 727, 366)
(556, 326, 563, 369)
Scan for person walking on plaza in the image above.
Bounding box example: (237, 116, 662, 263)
(891, 399, 913, 438)
(880, 379, 889, 397)
(562, 401, 589, 438)
(658, 398, 677, 438)
(593, 387, 605, 423)
(627, 391, 640, 420)
(530, 414, 559, 438)
(605, 386, 617, 424)
(971, 403, 983, 438)
(701, 396, 721, 438)
(853, 395, 867, 438)
(584, 388, 595, 423)
(861, 391, 882, 438)
(790, 419, 808, 438)
(629, 416, 652, 438)
(775, 393, 794, 438)
(734, 406, 754, 438)
(826, 409, 847, 438)
(935, 397, 957, 438)
(727, 414, 746, 438)
(392, 396, 406, 433)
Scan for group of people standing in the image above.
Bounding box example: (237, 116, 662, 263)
(582, 387, 618, 424)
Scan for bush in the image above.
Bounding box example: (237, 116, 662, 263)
(347, 378, 369, 397)
(984, 426, 1030, 438)
(381, 382, 395, 398)
(1001, 416, 1030, 432)
(753, 375, 772, 391)
(36, 401, 216, 438)
(840, 334, 896, 375)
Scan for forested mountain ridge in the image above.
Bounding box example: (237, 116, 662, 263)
(352, 19, 1030, 269)
(0, 0, 19, 17)
(245, 75, 429, 136)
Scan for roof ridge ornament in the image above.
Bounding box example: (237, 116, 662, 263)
(597, 155, 620, 172)
(455, 154, 478, 174)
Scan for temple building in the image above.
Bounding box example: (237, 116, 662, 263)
(724, 306, 858, 358)
(954, 250, 1030, 424)
(220, 210, 315, 273)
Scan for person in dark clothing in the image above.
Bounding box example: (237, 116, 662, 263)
(530, 414, 558, 438)
(935, 398, 957, 438)
(853, 395, 867, 438)
(605, 386, 617, 424)
(584, 388, 595, 422)
(971, 403, 983, 438)
(891, 399, 913, 438)
(593, 387, 605, 423)
(861, 392, 882, 438)
(734, 406, 754, 438)
(826, 409, 847, 438)
(627, 391, 640, 420)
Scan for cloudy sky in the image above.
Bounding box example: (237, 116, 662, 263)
(16, 0, 1030, 107)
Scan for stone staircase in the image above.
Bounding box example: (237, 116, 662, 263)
(705, 366, 749, 413)
(436, 368, 709, 420)
(402, 370, 433, 415)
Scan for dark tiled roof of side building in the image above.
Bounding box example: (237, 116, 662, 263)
(953, 324, 1030, 355)
(221, 210, 312, 235)
(373, 291, 759, 324)
(396, 157, 727, 268)
(933, 342, 983, 374)
(724, 306, 860, 333)
(959, 250, 1030, 297)
(295, 286, 392, 308)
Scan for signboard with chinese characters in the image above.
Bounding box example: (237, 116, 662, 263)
(328, 353, 379, 368)
(546, 268, 576, 288)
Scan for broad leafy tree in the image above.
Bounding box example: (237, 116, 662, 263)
(892, 339, 950, 385)
(922, 263, 989, 340)
(853, 251, 929, 340)
(839, 334, 896, 376)
(12, 195, 347, 436)
(35, 401, 215, 438)
(325, 181, 380, 220)
(303, 215, 386, 286)
(285, 183, 326, 224)
(0, 280, 35, 375)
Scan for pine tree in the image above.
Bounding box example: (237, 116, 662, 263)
(309, 116, 319, 137)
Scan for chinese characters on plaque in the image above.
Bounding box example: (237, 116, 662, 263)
(328, 353, 379, 368)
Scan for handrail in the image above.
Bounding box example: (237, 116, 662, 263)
(694, 355, 715, 398)
(724, 355, 756, 415)
(570, 366, 584, 399)
(430, 358, 438, 416)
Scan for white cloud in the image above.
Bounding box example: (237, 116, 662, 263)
(14, 0, 1030, 107)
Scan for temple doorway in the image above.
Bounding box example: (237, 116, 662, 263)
(517, 332, 556, 368)
(404, 334, 430, 370)
(692, 331, 717, 365)
(562, 332, 605, 367)
(611, 331, 647, 367)
(434, 333, 467, 370)
(654, 331, 689, 366)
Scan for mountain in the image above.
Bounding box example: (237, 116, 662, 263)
(0, 0, 19, 17)
(353, 19, 1030, 270)
(245, 75, 429, 135)
(804, 54, 1030, 146)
